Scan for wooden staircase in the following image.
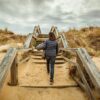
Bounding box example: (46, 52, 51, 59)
(0, 26, 98, 100)
(19, 33, 77, 87)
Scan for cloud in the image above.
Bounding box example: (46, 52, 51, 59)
(80, 9, 100, 20)
(0, 0, 100, 34)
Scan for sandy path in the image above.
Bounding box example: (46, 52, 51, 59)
(18, 57, 76, 86)
(0, 52, 89, 100)
(0, 85, 88, 100)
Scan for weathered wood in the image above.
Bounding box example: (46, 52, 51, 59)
(9, 56, 18, 85)
(20, 84, 78, 88)
(18, 48, 33, 52)
(76, 48, 100, 91)
(33, 25, 41, 35)
(60, 33, 69, 48)
(33, 60, 65, 64)
(53, 27, 59, 37)
(23, 33, 33, 49)
(36, 38, 48, 42)
(50, 26, 55, 32)
(50, 26, 69, 49)
(62, 56, 96, 100)
(38, 25, 41, 34)
(18, 56, 30, 64)
(0, 48, 17, 89)
(60, 48, 76, 55)
(38, 34, 48, 38)
(76, 63, 96, 100)
(73, 76, 86, 90)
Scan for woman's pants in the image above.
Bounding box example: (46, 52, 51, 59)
(46, 56, 56, 80)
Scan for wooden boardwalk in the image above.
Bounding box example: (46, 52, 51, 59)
(19, 52, 77, 87)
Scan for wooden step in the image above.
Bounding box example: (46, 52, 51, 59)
(20, 84, 78, 88)
(36, 38, 48, 42)
(31, 56, 64, 60)
(33, 60, 65, 64)
(30, 63, 69, 68)
(34, 53, 62, 56)
(38, 34, 48, 38)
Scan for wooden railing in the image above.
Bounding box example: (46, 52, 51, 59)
(0, 26, 99, 99)
(23, 33, 33, 49)
(0, 25, 42, 90)
(76, 48, 100, 91)
(50, 26, 69, 48)
(23, 25, 41, 49)
(0, 48, 18, 90)
(33, 25, 41, 36)
(52, 26, 99, 99)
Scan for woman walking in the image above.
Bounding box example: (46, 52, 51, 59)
(44, 32, 58, 84)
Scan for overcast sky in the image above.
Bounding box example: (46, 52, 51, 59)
(0, 0, 100, 34)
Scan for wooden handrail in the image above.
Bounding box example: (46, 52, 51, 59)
(23, 25, 42, 49)
(76, 48, 100, 91)
(23, 33, 33, 49)
(33, 25, 41, 35)
(63, 56, 96, 100)
(50, 26, 69, 48)
(0, 48, 17, 89)
(61, 47, 100, 89)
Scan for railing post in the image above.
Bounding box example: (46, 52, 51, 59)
(76, 54, 85, 72)
(9, 56, 18, 86)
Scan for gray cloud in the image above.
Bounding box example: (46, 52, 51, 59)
(80, 9, 100, 19)
(0, 0, 100, 34)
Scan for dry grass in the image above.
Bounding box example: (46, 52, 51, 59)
(0, 27, 100, 56)
(0, 28, 26, 45)
(64, 27, 100, 56)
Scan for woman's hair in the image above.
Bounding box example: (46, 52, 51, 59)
(49, 32, 56, 41)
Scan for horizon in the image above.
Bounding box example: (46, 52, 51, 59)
(0, 0, 100, 34)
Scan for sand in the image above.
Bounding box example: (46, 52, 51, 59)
(92, 57, 100, 71)
(0, 52, 88, 100)
(0, 44, 99, 100)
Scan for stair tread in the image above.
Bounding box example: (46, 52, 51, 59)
(33, 60, 65, 64)
(20, 84, 77, 88)
(38, 34, 48, 38)
(36, 38, 48, 42)
(31, 56, 63, 59)
(34, 53, 62, 56)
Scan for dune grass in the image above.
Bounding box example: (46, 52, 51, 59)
(64, 27, 100, 56)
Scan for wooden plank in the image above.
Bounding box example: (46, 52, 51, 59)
(51, 27, 69, 49)
(63, 56, 96, 100)
(0, 48, 17, 89)
(33, 26, 41, 35)
(38, 34, 48, 38)
(50, 26, 55, 32)
(18, 56, 30, 64)
(76, 62, 96, 100)
(33, 60, 65, 64)
(76, 48, 100, 90)
(60, 48, 77, 52)
(20, 84, 78, 88)
(23, 33, 33, 49)
(18, 48, 33, 52)
(36, 38, 48, 42)
(9, 56, 18, 85)
(61, 33, 69, 48)
(53, 27, 59, 37)
(38, 25, 41, 34)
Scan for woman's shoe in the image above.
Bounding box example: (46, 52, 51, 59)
(50, 79, 54, 85)
(50, 79, 53, 82)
